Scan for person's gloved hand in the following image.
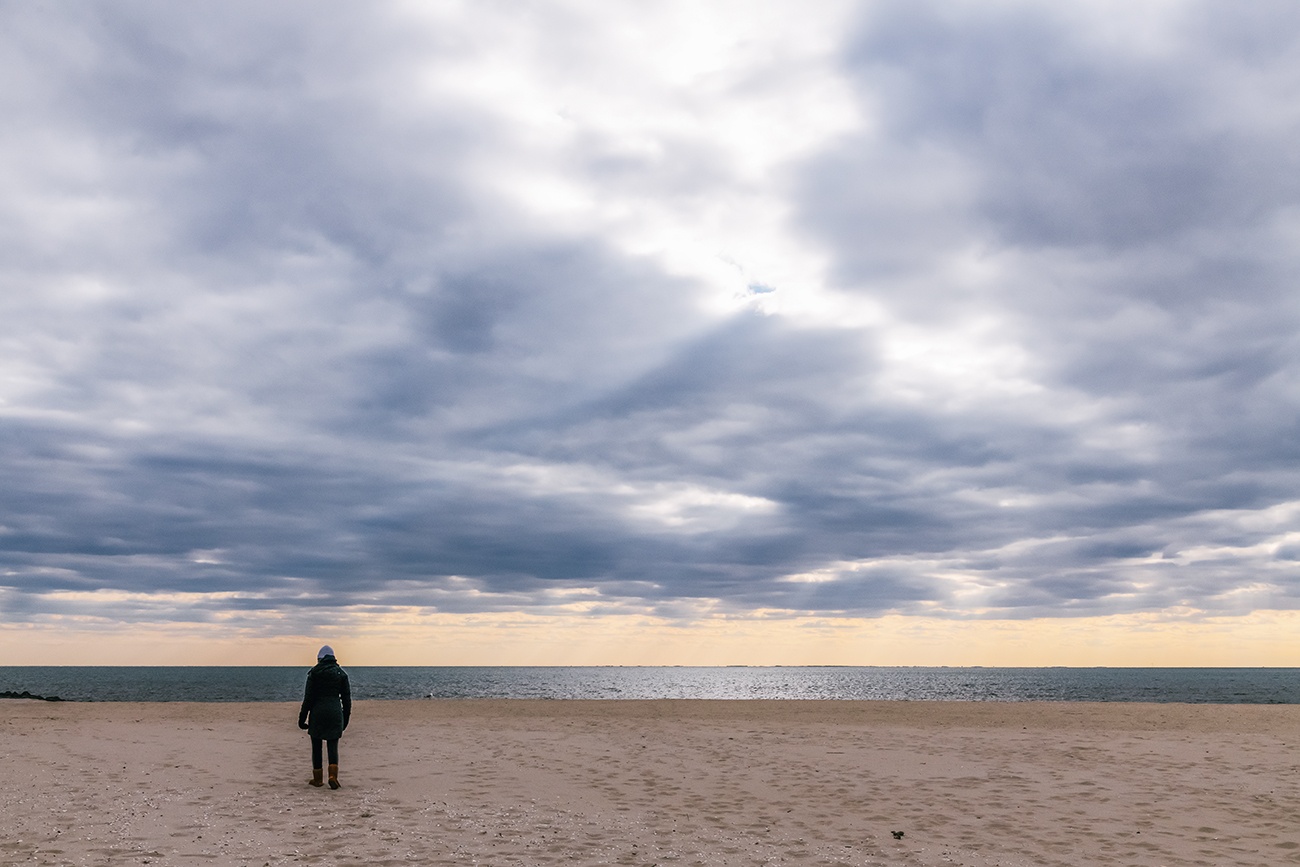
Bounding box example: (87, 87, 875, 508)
(298, 720, 309, 730)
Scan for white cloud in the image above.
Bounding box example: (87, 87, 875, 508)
(3, 0, 1300, 644)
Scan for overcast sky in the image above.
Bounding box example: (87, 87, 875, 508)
(4, 1, 1300, 664)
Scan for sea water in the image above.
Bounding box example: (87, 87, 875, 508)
(2, 666, 1298, 703)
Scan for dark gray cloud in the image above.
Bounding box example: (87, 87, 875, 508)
(3, 1, 1300, 636)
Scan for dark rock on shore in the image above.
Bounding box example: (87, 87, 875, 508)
(0, 690, 64, 701)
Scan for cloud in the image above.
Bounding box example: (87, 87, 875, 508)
(788, 0, 1300, 616)
(3, 0, 1300, 646)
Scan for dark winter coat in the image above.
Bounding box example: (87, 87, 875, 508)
(298, 655, 351, 740)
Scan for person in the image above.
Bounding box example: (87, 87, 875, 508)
(298, 644, 351, 789)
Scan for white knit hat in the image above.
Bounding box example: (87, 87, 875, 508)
(317, 645, 335, 659)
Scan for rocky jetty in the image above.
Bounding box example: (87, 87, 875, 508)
(0, 689, 64, 701)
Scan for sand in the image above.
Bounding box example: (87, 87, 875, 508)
(2, 700, 1298, 866)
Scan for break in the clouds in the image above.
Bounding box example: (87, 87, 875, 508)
(3, 0, 1300, 638)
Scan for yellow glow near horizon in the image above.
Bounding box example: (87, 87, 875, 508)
(2, 610, 1299, 667)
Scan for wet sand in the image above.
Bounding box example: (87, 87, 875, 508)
(2, 699, 1298, 866)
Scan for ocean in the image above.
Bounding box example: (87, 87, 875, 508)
(2, 666, 1298, 703)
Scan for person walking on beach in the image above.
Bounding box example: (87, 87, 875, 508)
(298, 645, 351, 789)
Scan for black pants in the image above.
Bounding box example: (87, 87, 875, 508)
(311, 736, 339, 769)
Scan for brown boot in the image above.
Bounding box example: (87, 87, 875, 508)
(328, 764, 340, 789)
(309, 768, 324, 787)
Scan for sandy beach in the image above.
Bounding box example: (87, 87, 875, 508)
(2, 700, 1298, 866)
